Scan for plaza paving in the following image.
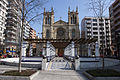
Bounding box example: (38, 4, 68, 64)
(33, 70, 89, 80)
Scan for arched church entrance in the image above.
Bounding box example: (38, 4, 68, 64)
(52, 42, 69, 57)
(58, 48, 64, 57)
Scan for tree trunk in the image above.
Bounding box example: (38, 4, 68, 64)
(19, 0, 25, 73)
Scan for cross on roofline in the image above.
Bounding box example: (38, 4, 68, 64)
(60, 17, 62, 20)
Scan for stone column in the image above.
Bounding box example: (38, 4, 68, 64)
(42, 58, 47, 70)
(75, 58, 80, 70)
(95, 41, 100, 57)
(88, 44, 91, 56)
(71, 41, 75, 57)
(42, 48, 45, 57)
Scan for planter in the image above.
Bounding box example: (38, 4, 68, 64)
(83, 71, 120, 80)
(0, 71, 39, 80)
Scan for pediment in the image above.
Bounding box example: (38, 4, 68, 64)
(54, 20, 68, 25)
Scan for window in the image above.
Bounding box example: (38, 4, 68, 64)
(45, 16, 51, 24)
(99, 19, 104, 22)
(46, 29, 50, 38)
(45, 17, 47, 24)
(74, 16, 77, 24)
(100, 27, 104, 30)
(48, 16, 51, 24)
(93, 19, 97, 22)
(0, 33, 2, 36)
(93, 32, 98, 34)
(94, 36, 98, 39)
(93, 28, 97, 30)
(0, 27, 2, 31)
(71, 15, 77, 24)
(87, 23, 91, 25)
(72, 29, 75, 38)
(100, 32, 104, 34)
(71, 17, 72, 24)
(93, 23, 97, 26)
(99, 23, 104, 26)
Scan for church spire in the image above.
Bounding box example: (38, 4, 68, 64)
(51, 7, 54, 12)
(76, 6, 78, 13)
(68, 6, 70, 13)
(44, 8, 45, 13)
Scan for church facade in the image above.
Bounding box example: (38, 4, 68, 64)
(36, 8, 83, 57)
(42, 7, 80, 39)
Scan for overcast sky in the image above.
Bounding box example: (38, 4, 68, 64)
(30, 0, 114, 37)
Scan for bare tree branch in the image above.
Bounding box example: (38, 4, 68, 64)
(103, 0, 113, 13)
(24, 3, 43, 18)
(27, 13, 43, 24)
(89, 0, 114, 17)
(26, 0, 35, 6)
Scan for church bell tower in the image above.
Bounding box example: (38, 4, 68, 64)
(68, 7, 79, 25)
(42, 8, 54, 39)
(68, 7, 80, 39)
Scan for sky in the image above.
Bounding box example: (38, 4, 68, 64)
(30, 0, 114, 37)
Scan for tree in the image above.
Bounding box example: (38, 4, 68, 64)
(89, 0, 113, 69)
(17, 0, 48, 72)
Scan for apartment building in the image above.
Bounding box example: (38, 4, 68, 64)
(5, 0, 22, 52)
(23, 21, 30, 39)
(29, 27, 36, 56)
(81, 17, 111, 56)
(30, 27, 36, 39)
(0, 0, 8, 48)
(109, 0, 120, 57)
(22, 21, 31, 56)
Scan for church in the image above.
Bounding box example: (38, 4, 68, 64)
(42, 7, 80, 39)
(40, 7, 81, 57)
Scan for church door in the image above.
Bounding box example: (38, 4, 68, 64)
(58, 48, 64, 57)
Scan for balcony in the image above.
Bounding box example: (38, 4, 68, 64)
(86, 25, 91, 28)
(113, 3, 120, 10)
(7, 30, 16, 35)
(114, 8, 120, 16)
(114, 22, 120, 27)
(5, 40, 16, 44)
(7, 35, 16, 40)
(114, 15, 120, 22)
(7, 16, 16, 21)
(12, 26, 17, 31)
(86, 20, 91, 23)
(7, 21, 18, 27)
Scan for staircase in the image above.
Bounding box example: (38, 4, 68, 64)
(47, 57, 74, 70)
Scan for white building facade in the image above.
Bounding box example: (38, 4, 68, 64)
(5, 0, 22, 53)
(22, 21, 31, 57)
(81, 17, 111, 56)
(0, 0, 8, 47)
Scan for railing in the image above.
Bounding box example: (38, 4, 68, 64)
(64, 41, 76, 61)
(43, 41, 56, 61)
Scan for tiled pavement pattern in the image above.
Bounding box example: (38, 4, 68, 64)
(47, 57, 73, 70)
